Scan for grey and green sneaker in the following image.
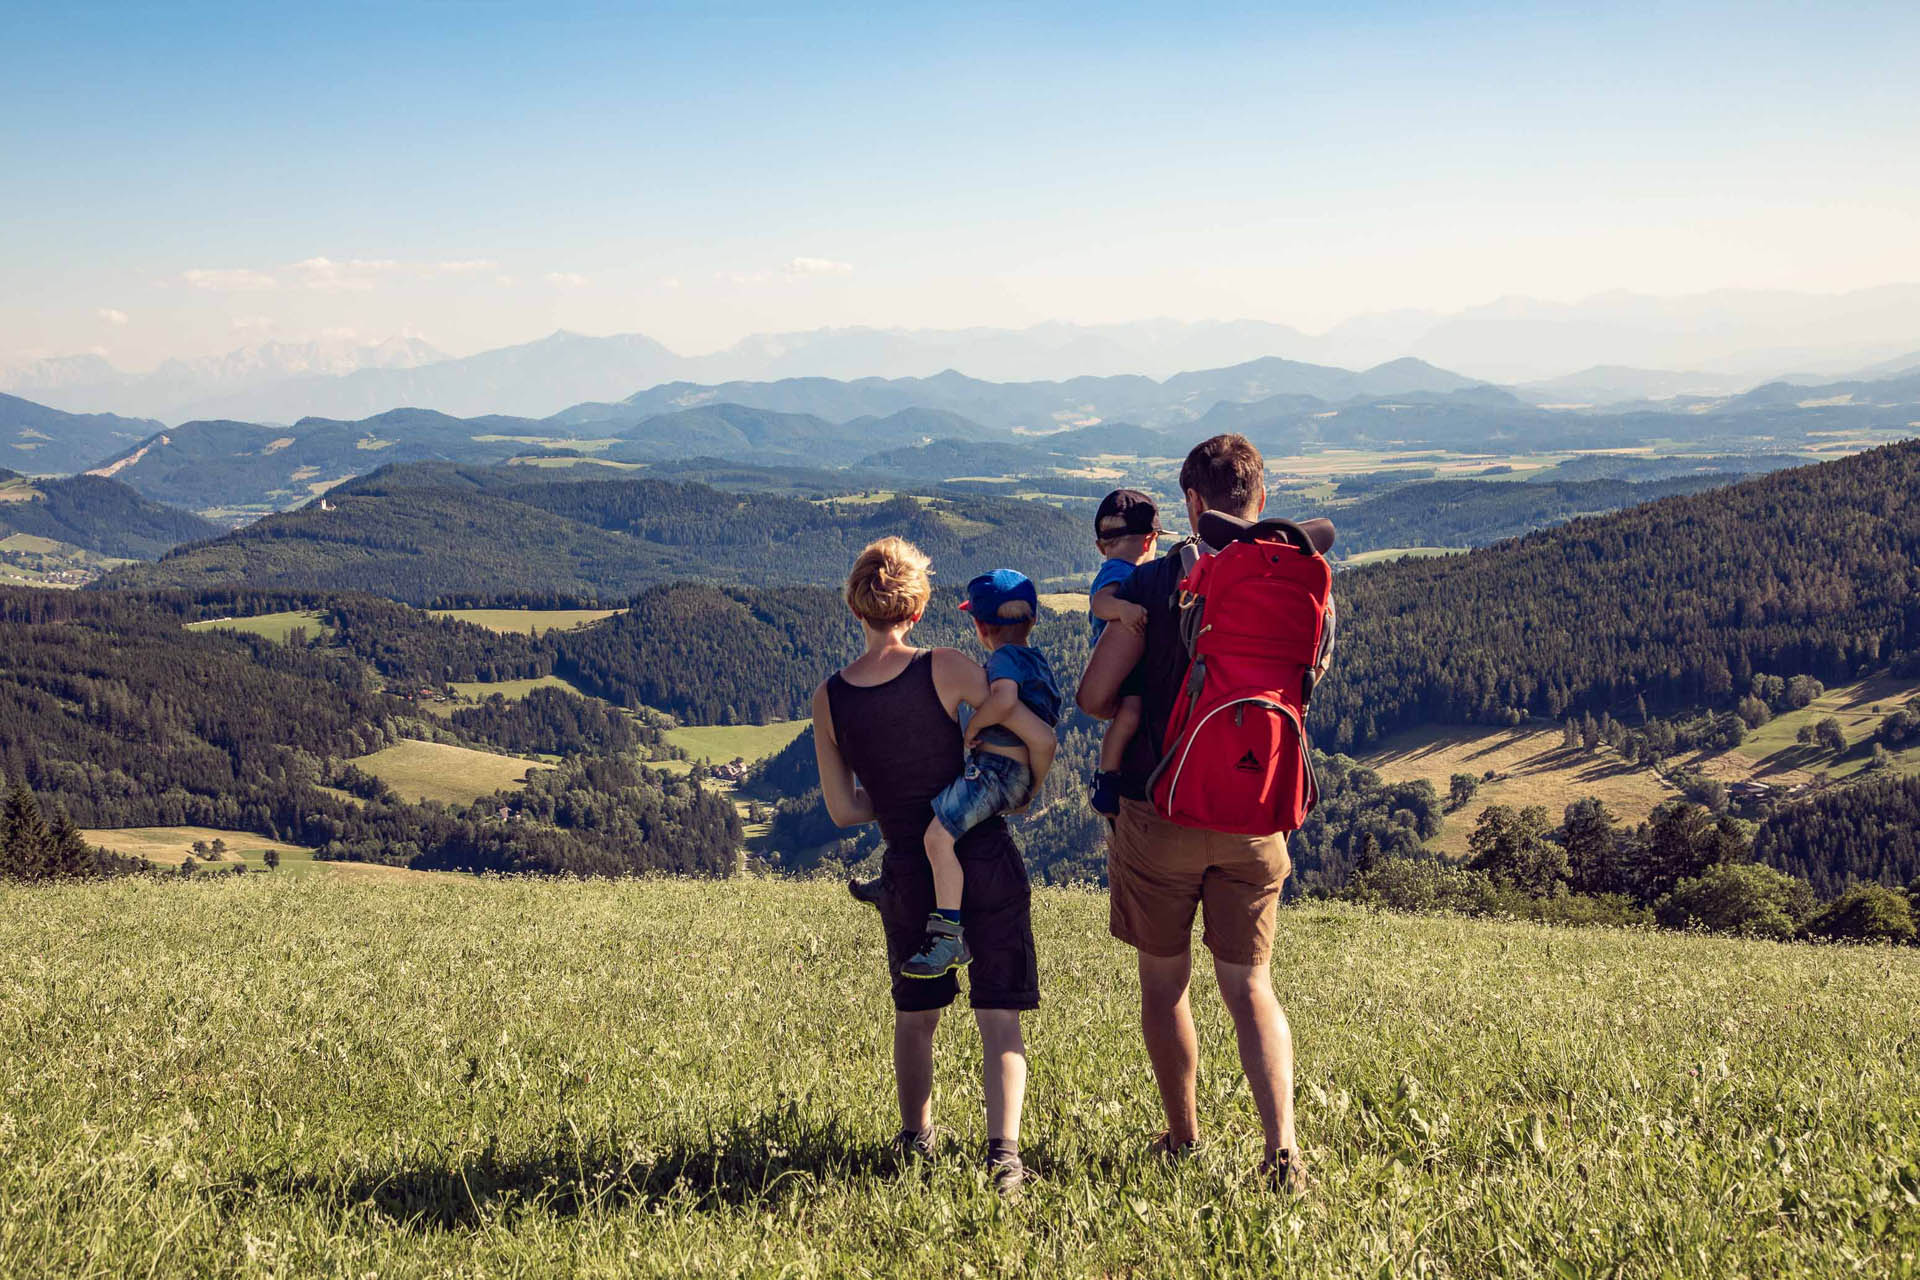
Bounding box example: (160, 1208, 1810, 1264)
(901, 914, 971, 979)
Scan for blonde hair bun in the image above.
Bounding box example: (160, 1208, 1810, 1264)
(845, 537, 933, 626)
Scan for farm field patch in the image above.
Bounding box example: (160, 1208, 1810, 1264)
(1737, 673, 1920, 781)
(1338, 546, 1464, 567)
(1, 877, 1913, 1278)
(431, 607, 624, 635)
(79, 826, 316, 871)
(663, 719, 808, 765)
(186, 609, 334, 643)
(353, 740, 552, 807)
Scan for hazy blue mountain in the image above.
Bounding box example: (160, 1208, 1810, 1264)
(0, 336, 445, 422)
(1, 393, 163, 475)
(1513, 365, 1752, 406)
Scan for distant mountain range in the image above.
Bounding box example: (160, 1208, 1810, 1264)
(0, 350, 1913, 514)
(9, 285, 1920, 422)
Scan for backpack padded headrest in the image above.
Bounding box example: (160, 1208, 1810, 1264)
(1200, 511, 1336, 556)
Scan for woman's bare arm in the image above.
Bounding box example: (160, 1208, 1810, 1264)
(810, 680, 875, 827)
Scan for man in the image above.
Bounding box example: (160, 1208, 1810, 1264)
(1076, 432, 1328, 1190)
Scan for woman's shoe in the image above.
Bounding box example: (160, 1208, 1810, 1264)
(901, 914, 972, 978)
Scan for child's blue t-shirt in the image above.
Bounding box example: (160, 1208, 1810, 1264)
(1088, 557, 1138, 642)
(968, 643, 1062, 749)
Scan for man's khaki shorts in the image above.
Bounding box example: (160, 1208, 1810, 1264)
(1108, 798, 1292, 966)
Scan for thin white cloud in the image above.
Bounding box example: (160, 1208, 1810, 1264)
(433, 259, 498, 274)
(181, 267, 278, 291)
(319, 326, 360, 341)
(719, 270, 771, 286)
(495, 274, 517, 286)
(545, 271, 589, 287)
(231, 314, 275, 334)
(97, 307, 128, 326)
(658, 276, 682, 290)
(786, 256, 853, 277)
(288, 257, 401, 292)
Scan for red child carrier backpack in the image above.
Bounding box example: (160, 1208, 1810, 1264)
(1146, 516, 1333, 836)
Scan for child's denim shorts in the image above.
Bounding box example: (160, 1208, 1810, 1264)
(931, 750, 1034, 840)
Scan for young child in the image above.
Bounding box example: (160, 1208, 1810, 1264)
(902, 569, 1061, 979)
(1087, 489, 1160, 816)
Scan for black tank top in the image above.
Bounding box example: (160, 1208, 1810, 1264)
(826, 650, 1012, 860)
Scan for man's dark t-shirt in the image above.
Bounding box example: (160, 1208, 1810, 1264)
(1112, 546, 1193, 799)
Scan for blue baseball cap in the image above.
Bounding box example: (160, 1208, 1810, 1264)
(959, 568, 1039, 621)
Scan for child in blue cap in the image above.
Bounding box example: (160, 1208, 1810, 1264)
(902, 568, 1062, 979)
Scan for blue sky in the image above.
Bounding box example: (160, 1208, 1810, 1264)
(6, 0, 1919, 366)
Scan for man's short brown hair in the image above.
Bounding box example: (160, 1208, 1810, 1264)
(1179, 434, 1264, 515)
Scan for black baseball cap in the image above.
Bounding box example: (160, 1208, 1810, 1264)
(1095, 488, 1162, 539)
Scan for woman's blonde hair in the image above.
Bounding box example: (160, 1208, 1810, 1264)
(845, 537, 933, 627)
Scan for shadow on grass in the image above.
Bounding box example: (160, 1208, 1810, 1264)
(272, 1108, 911, 1229)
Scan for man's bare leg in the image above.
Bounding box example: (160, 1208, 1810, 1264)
(1137, 949, 1199, 1147)
(894, 1008, 942, 1134)
(1213, 957, 1297, 1161)
(974, 1009, 1027, 1144)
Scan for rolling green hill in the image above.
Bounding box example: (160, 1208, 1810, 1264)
(1317, 440, 1920, 752)
(97, 465, 1100, 603)
(0, 469, 219, 558)
(0, 392, 161, 475)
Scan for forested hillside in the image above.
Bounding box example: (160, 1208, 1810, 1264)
(1754, 774, 1920, 898)
(1315, 441, 1920, 751)
(1329, 475, 1740, 556)
(0, 471, 219, 558)
(98, 465, 1099, 602)
(0, 393, 159, 475)
(0, 589, 738, 877)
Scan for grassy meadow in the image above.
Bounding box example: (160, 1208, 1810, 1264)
(1737, 674, 1920, 781)
(663, 719, 809, 765)
(353, 740, 552, 807)
(185, 609, 335, 643)
(430, 607, 625, 635)
(2, 876, 1916, 1278)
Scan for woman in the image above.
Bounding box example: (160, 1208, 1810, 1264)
(811, 537, 1054, 1191)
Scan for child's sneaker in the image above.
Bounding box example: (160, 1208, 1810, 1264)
(901, 913, 971, 979)
(847, 876, 883, 907)
(1090, 770, 1123, 817)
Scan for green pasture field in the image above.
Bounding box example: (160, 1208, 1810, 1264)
(352, 740, 552, 807)
(414, 673, 594, 716)
(1738, 673, 1920, 781)
(2, 877, 1916, 1278)
(79, 826, 316, 871)
(431, 607, 624, 635)
(185, 609, 334, 643)
(75, 828, 440, 884)
(1338, 546, 1466, 567)
(663, 719, 808, 764)
(508, 456, 647, 471)
(1361, 721, 1805, 859)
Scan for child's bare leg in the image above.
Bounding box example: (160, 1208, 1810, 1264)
(1100, 695, 1144, 772)
(923, 816, 965, 913)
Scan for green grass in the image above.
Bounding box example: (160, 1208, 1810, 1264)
(431, 607, 625, 635)
(76, 827, 441, 882)
(663, 719, 808, 764)
(2, 878, 1916, 1277)
(1738, 673, 1920, 780)
(185, 609, 334, 643)
(79, 826, 316, 871)
(1339, 546, 1467, 567)
(353, 740, 552, 806)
